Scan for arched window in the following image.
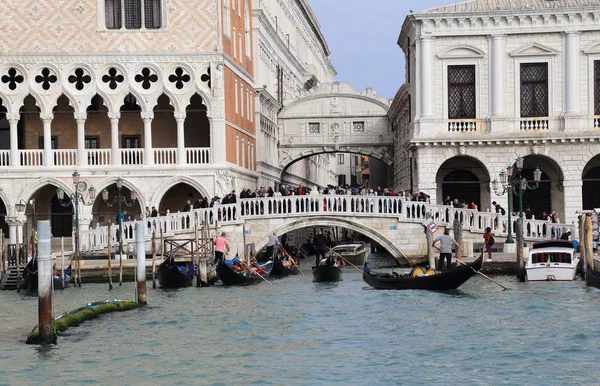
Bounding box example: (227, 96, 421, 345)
(104, 0, 163, 30)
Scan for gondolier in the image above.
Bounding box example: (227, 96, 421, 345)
(266, 232, 279, 259)
(432, 229, 462, 271)
(214, 232, 230, 264)
(313, 229, 327, 266)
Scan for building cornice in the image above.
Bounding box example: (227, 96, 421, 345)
(223, 54, 255, 86)
(0, 52, 224, 63)
(411, 135, 600, 147)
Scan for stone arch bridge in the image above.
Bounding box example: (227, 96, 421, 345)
(79, 196, 576, 264)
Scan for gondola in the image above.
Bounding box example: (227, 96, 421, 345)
(158, 254, 194, 288)
(585, 264, 600, 289)
(53, 265, 72, 290)
(271, 253, 300, 277)
(362, 253, 484, 290)
(23, 257, 38, 292)
(312, 257, 343, 283)
(217, 255, 273, 286)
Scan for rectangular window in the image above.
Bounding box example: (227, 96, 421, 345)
(85, 136, 100, 149)
(124, 0, 142, 29)
(520, 63, 548, 118)
(234, 80, 238, 113)
(239, 34, 243, 61)
(233, 28, 237, 58)
(337, 154, 344, 164)
(241, 139, 245, 168)
(247, 90, 250, 119)
(249, 92, 253, 122)
(144, 0, 161, 29)
(240, 85, 244, 117)
(308, 122, 320, 134)
(353, 121, 365, 133)
(448, 65, 476, 119)
(236, 136, 239, 165)
(595, 61, 600, 115)
(122, 135, 141, 148)
(223, 0, 231, 37)
(105, 0, 122, 29)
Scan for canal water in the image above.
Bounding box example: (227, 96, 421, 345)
(1, 257, 599, 385)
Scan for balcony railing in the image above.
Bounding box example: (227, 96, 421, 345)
(154, 148, 177, 165)
(187, 148, 210, 164)
(88, 149, 111, 166)
(520, 118, 549, 130)
(20, 150, 43, 166)
(0, 150, 9, 166)
(53, 149, 77, 166)
(121, 149, 144, 165)
(447, 119, 479, 133)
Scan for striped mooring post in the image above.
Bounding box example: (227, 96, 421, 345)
(37, 220, 56, 344)
(135, 223, 147, 305)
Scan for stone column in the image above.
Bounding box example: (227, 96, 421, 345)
(420, 37, 433, 118)
(40, 113, 54, 167)
(16, 215, 26, 245)
(7, 114, 19, 167)
(414, 39, 422, 119)
(142, 112, 154, 166)
(75, 113, 87, 167)
(175, 112, 186, 165)
(562, 180, 582, 225)
(7, 217, 18, 245)
(564, 32, 581, 118)
(489, 35, 506, 132)
(109, 113, 121, 166)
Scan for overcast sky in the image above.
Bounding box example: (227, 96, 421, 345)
(307, 0, 452, 99)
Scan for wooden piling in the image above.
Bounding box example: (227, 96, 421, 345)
(194, 219, 200, 287)
(585, 216, 593, 272)
(516, 218, 525, 282)
(151, 231, 157, 289)
(425, 228, 434, 270)
(135, 223, 147, 305)
(107, 223, 113, 291)
(579, 215, 586, 279)
(0, 229, 3, 281)
(119, 226, 123, 286)
(37, 220, 56, 344)
(453, 219, 463, 261)
(60, 237, 65, 290)
(16, 243, 21, 293)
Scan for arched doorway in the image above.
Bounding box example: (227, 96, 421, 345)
(29, 185, 73, 238)
(583, 155, 600, 210)
(91, 184, 143, 225)
(158, 182, 204, 214)
(436, 156, 490, 210)
(185, 93, 210, 148)
(512, 155, 564, 219)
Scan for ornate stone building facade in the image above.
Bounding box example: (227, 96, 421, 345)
(0, 0, 260, 243)
(390, 0, 600, 224)
(252, 0, 338, 188)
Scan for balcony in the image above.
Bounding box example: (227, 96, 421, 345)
(447, 119, 480, 133)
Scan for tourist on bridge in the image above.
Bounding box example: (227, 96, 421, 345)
(432, 229, 462, 271)
(313, 229, 327, 266)
(214, 232, 230, 264)
(266, 232, 279, 259)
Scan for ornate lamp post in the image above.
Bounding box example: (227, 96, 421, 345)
(56, 171, 97, 286)
(492, 157, 542, 245)
(101, 177, 137, 255)
(15, 198, 36, 255)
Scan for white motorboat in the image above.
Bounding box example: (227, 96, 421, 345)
(331, 242, 368, 266)
(525, 240, 579, 282)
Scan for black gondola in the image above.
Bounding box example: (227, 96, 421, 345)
(158, 255, 194, 288)
(312, 257, 343, 283)
(23, 257, 38, 292)
(585, 264, 600, 289)
(217, 256, 273, 286)
(362, 253, 484, 291)
(271, 253, 300, 277)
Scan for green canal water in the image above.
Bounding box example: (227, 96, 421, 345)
(1, 258, 600, 385)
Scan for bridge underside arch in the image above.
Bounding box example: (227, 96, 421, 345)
(248, 217, 411, 264)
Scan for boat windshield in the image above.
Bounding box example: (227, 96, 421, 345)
(531, 252, 572, 264)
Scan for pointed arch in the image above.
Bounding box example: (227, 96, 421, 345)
(150, 175, 210, 209)
(18, 177, 75, 206)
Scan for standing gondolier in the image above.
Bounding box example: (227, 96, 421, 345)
(214, 232, 230, 264)
(313, 229, 327, 266)
(266, 232, 279, 259)
(432, 229, 462, 271)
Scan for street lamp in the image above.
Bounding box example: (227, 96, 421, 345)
(493, 157, 542, 245)
(101, 177, 137, 255)
(15, 198, 36, 253)
(56, 170, 97, 286)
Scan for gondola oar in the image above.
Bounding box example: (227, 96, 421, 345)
(433, 246, 507, 290)
(328, 247, 363, 273)
(279, 246, 305, 276)
(227, 252, 273, 285)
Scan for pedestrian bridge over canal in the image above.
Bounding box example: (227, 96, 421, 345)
(79, 196, 576, 263)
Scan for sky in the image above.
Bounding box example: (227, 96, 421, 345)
(307, 0, 454, 99)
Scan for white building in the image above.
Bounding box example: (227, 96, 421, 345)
(390, 0, 600, 224)
(252, 0, 338, 189)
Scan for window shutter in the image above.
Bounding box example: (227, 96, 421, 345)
(105, 0, 122, 29)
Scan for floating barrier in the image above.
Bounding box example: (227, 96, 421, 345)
(26, 299, 139, 345)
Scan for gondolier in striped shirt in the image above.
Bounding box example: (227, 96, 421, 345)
(432, 229, 462, 271)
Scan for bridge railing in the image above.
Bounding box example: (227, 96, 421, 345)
(78, 195, 578, 252)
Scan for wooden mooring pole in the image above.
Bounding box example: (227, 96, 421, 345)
(107, 223, 113, 291)
(195, 219, 200, 287)
(453, 219, 463, 266)
(135, 223, 146, 305)
(60, 237, 65, 290)
(119, 227, 123, 286)
(585, 216, 594, 274)
(516, 218, 525, 282)
(16, 243, 21, 293)
(0, 229, 3, 281)
(37, 220, 56, 344)
(151, 231, 157, 289)
(579, 215, 586, 279)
